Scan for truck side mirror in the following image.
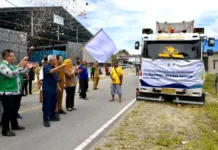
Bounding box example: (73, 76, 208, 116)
(135, 41, 140, 50)
(200, 36, 207, 42)
(207, 49, 214, 56)
(208, 38, 215, 47)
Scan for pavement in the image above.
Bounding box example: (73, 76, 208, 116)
(0, 71, 138, 150)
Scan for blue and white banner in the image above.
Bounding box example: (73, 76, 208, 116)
(140, 59, 205, 89)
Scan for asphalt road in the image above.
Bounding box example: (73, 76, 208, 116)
(0, 73, 138, 150)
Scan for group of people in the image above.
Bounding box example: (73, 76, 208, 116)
(0, 48, 124, 136)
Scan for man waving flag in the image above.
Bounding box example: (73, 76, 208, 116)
(84, 29, 117, 62)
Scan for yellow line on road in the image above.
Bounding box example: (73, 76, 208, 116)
(19, 105, 42, 114)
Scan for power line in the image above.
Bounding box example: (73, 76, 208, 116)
(5, 0, 17, 7)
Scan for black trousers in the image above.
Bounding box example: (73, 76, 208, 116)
(22, 80, 28, 95)
(42, 91, 58, 122)
(0, 94, 21, 134)
(28, 79, 33, 94)
(79, 79, 88, 98)
(66, 86, 76, 109)
(91, 73, 94, 80)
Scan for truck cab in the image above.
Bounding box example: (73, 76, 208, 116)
(135, 21, 215, 105)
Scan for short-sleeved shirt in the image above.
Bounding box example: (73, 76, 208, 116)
(110, 67, 123, 84)
(43, 64, 58, 93)
(78, 65, 88, 80)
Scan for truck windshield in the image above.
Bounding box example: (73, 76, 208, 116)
(142, 40, 201, 60)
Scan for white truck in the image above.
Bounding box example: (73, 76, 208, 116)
(135, 20, 215, 105)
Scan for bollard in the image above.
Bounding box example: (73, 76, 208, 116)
(216, 72, 218, 94)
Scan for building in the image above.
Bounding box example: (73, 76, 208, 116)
(0, 6, 93, 63)
(117, 53, 141, 65)
(0, 27, 27, 62)
(203, 40, 218, 73)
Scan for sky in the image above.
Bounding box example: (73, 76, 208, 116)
(1, 0, 218, 54)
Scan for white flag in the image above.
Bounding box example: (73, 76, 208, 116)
(84, 29, 117, 62)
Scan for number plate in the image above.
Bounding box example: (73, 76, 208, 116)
(162, 88, 176, 93)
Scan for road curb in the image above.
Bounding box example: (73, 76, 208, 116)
(74, 98, 137, 150)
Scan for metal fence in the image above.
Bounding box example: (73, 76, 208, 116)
(67, 42, 83, 61)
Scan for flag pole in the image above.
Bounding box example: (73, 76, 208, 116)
(71, 28, 103, 60)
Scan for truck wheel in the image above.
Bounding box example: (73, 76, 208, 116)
(136, 94, 139, 101)
(201, 93, 206, 105)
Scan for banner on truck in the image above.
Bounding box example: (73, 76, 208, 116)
(140, 59, 205, 89)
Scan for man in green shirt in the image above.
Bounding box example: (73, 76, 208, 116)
(0, 49, 28, 137)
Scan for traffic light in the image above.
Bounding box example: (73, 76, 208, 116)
(193, 28, 204, 34)
(142, 28, 153, 34)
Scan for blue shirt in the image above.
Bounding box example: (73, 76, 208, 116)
(78, 65, 88, 80)
(43, 64, 58, 93)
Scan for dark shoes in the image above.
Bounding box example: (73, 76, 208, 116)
(50, 117, 60, 121)
(2, 131, 16, 136)
(55, 113, 60, 119)
(17, 114, 23, 119)
(11, 126, 25, 130)
(43, 121, 50, 127)
(72, 108, 77, 110)
(58, 110, 67, 114)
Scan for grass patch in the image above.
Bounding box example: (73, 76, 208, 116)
(186, 73, 218, 149)
(94, 147, 101, 150)
(204, 73, 216, 97)
(156, 132, 183, 148)
(187, 102, 218, 149)
(90, 73, 218, 150)
(104, 143, 111, 147)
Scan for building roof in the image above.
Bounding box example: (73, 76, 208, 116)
(0, 6, 93, 48)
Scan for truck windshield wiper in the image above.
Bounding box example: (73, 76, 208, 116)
(171, 56, 190, 62)
(152, 54, 190, 62)
(152, 56, 169, 61)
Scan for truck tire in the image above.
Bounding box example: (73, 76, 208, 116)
(201, 93, 206, 105)
(136, 94, 139, 101)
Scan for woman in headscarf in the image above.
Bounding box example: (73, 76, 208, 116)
(63, 59, 77, 111)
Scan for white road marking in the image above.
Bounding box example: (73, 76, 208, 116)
(74, 98, 137, 150)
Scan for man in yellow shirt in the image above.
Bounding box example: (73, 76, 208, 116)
(110, 61, 123, 103)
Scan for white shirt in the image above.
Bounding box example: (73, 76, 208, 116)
(109, 67, 112, 72)
(39, 67, 43, 90)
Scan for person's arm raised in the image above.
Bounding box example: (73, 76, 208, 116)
(49, 64, 66, 74)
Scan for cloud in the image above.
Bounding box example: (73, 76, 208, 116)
(79, 0, 218, 53)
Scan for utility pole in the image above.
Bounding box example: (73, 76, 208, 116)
(31, 10, 34, 36)
(57, 25, 60, 41)
(76, 26, 78, 43)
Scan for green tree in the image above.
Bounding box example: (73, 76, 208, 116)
(117, 49, 130, 55)
(111, 54, 117, 62)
